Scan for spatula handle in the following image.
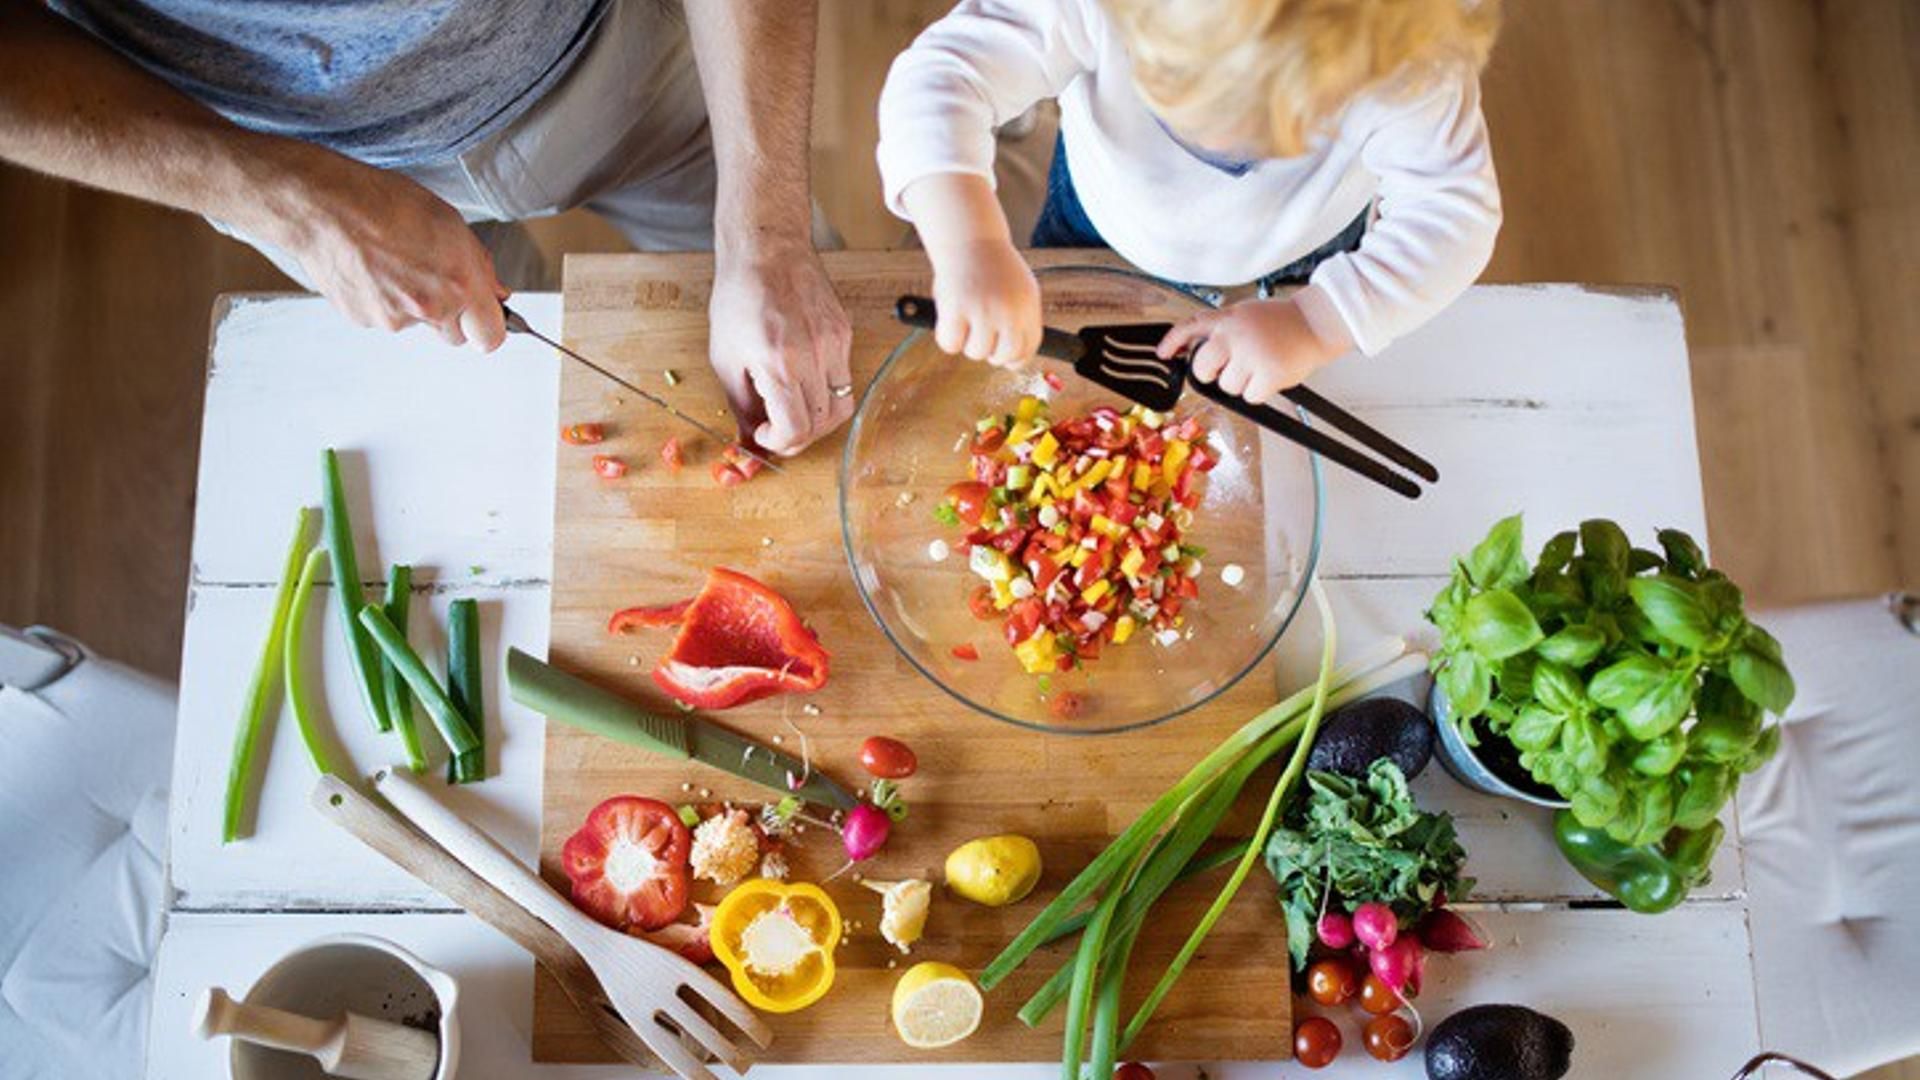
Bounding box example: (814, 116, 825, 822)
(892, 295, 1082, 362)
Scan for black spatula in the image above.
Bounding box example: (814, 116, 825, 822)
(893, 295, 1435, 499)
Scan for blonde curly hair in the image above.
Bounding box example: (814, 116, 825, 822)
(1103, 0, 1501, 157)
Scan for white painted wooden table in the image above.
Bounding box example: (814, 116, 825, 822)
(151, 286, 1761, 1079)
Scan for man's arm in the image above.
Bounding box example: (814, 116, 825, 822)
(0, 1, 507, 348)
(686, 0, 853, 456)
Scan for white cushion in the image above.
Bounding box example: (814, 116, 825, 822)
(1739, 595, 1920, 1076)
(0, 643, 175, 1080)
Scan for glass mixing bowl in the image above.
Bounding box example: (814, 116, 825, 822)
(840, 266, 1322, 734)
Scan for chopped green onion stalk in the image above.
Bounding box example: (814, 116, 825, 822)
(283, 547, 339, 776)
(446, 597, 485, 783)
(381, 565, 428, 774)
(221, 506, 315, 842)
(323, 448, 389, 731)
(358, 605, 479, 759)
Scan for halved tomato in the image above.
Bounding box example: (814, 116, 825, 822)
(946, 481, 991, 526)
(561, 796, 691, 932)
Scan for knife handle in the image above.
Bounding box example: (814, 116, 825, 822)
(506, 648, 692, 760)
(892, 295, 1081, 363)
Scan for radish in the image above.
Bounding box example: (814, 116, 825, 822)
(1416, 908, 1490, 954)
(1317, 910, 1356, 950)
(1352, 901, 1398, 951)
(841, 801, 892, 862)
(1368, 934, 1423, 995)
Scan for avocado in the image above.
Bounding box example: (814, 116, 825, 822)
(1425, 1004, 1573, 1080)
(1306, 697, 1434, 780)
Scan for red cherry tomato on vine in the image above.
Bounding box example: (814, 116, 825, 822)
(1306, 957, 1360, 1006)
(858, 736, 917, 779)
(1293, 1016, 1342, 1069)
(1359, 973, 1401, 1016)
(1364, 1013, 1416, 1062)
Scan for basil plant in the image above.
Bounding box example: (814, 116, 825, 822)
(1427, 515, 1793, 848)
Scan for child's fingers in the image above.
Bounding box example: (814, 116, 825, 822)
(963, 319, 998, 362)
(1189, 336, 1230, 383)
(1157, 311, 1223, 359)
(1244, 368, 1289, 405)
(935, 310, 969, 356)
(989, 325, 1028, 368)
(1217, 357, 1253, 397)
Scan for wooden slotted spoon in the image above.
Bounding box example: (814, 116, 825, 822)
(371, 769, 771, 1080)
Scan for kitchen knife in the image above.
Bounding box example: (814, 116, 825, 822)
(892, 294, 1435, 499)
(501, 304, 785, 476)
(506, 647, 855, 810)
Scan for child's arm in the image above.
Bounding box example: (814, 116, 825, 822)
(1162, 72, 1501, 399)
(877, 0, 1098, 366)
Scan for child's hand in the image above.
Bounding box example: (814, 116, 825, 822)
(1158, 297, 1344, 404)
(901, 173, 1042, 367)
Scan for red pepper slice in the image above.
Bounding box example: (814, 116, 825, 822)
(613, 568, 830, 709)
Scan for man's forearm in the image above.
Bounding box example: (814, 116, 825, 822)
(0, 1, 345, 249)
(684, 0, 820, 256)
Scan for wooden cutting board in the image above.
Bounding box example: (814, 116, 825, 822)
(536, 251, 1293, 1064)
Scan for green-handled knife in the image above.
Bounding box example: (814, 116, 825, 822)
(506, 648, 857, 811)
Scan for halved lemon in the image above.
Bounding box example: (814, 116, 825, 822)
(890, 961, 983, 1049)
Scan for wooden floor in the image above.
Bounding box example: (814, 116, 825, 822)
(4, 0, 1917, 686)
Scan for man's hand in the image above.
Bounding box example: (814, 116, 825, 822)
(268, 158, 509, 351)
(1158, 297, 1345, 403)
(708, 241, 854, 455)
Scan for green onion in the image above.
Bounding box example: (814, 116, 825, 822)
(446, 597, 484, 783)
(678, 804, 701, 828)
(357, 605, 479, 759)
(322, 448, 389, 732)
(381, 565, 428, 774)
(933, 502, 961, 526)
(283, 547, 338, 776)
(221, 507, 315, 842)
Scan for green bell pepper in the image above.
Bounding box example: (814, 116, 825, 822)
(1553, 810, 1722, 914)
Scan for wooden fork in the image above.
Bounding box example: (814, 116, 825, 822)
(370, 769, 772, 1080)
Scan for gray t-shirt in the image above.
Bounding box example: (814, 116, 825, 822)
(54, 0, 611, 167)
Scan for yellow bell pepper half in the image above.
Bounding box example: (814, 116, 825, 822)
(709, 880, 842, 1013)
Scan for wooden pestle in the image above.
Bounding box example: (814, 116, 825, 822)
(193, 986, 438, 1080)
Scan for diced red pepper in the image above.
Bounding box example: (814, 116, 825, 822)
(562, 422, 606, 445)
(1042, 371, 1066, 393)
(951, 643, 980, 661)
(593, 454, 628, 479)
(660, 437, 684, 470)
(712, 461, 747, 487)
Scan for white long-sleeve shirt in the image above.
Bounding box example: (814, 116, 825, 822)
(876, 0, 1503, 356)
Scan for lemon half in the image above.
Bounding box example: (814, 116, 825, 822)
(890, 961, 983, 1049)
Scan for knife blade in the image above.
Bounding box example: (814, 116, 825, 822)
(501, 304, 784, 475)
(506, 648, 855, 810)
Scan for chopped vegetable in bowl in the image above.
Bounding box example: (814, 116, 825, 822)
(938, 397, 1217, 674)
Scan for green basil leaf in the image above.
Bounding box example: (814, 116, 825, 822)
(1606, 793, 1647, 844)
(1741, 622, 1784, 664)
(1628, 575, 1715, 650)
(1628, 547, 1664, 574)
(1657, 528, 1706, 579)
(1531, 660, 1585, 714)
(1730, 647, 1796, 714)
(1559, 715, 1609, 777)
(1579, 519, 1631, 572)
(1690, 677, 1762, 763)
(1465, 512, 1529, 590)
(1510, 704, 1565, 752)
(1589, 654, 1671, 711)
(1526, 571, 1585, 618)
(1674, 764, 1731, 829)
(1462, 588, 1545, 660)
(1536, 624, 1607, 668)
(1572, 770, 1623, 827)
(1633, 780, 1677, 846)
(1438, 652, 1492, 724)
(1619, 670, 1694, 741)
(1630, 731, 1687, 776)
(1538, 530, 1578, 574)
(1740, 725, 1782, 774)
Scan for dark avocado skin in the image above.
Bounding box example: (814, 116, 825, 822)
(1306, 697, 1434, 780)
(1425, 1004, 1574, 1080)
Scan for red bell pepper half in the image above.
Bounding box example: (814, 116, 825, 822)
(607, 568, 830, 709)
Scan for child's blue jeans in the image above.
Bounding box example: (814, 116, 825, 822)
(1029, 137, 1368, 295)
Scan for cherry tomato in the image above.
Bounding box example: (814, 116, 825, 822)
(1112, 1064, 1154, 1080)
(1293, 1016, 1341, 1069)
(724, 444, 767, 479)
(967, 584, 998, 620)
(1004, 598, 1045, 645)
(950, 643, 980, 662)
(659, 437, 683, 470)
(946, 481, 991, 526)
(1305, 957, 1360, 1007)
(561, 422, 605, 445)
(711, 461, 746, 487)
(592, 454, 627, 479)
(858, 736, 918, 779)
(1358, 973, 1401, 1016)
(1048, 690, 1085, 721)
(1363, 1013, 1416, 1062)
(971, 426, 1008, 454)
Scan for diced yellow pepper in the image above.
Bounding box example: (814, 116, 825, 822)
(1119, 546, 1146, 578)
(1013, 632, 1056, 674)
(1006, 420, 1040, 446)
(1078, 459, 1114, 491)
(1032, 431, 1060, 469)
(970, 545, 1013, 583)
(1015, 396, 1042, 423)
(1026, 475, 1054, 505)
(1090, 513, 1115, 537)
(1081, 579, 1112, 605)
(1112, 614, 1137, 644)
(991, 578, 1015, 609)
(1132, 462, 1155, 491)
(1109, 456, 1130, 481)
(1162, 440, 1192, 487)
(1068, 546, 1092, 569)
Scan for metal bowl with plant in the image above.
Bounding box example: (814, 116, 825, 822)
(1425, 514, 1794, 912)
